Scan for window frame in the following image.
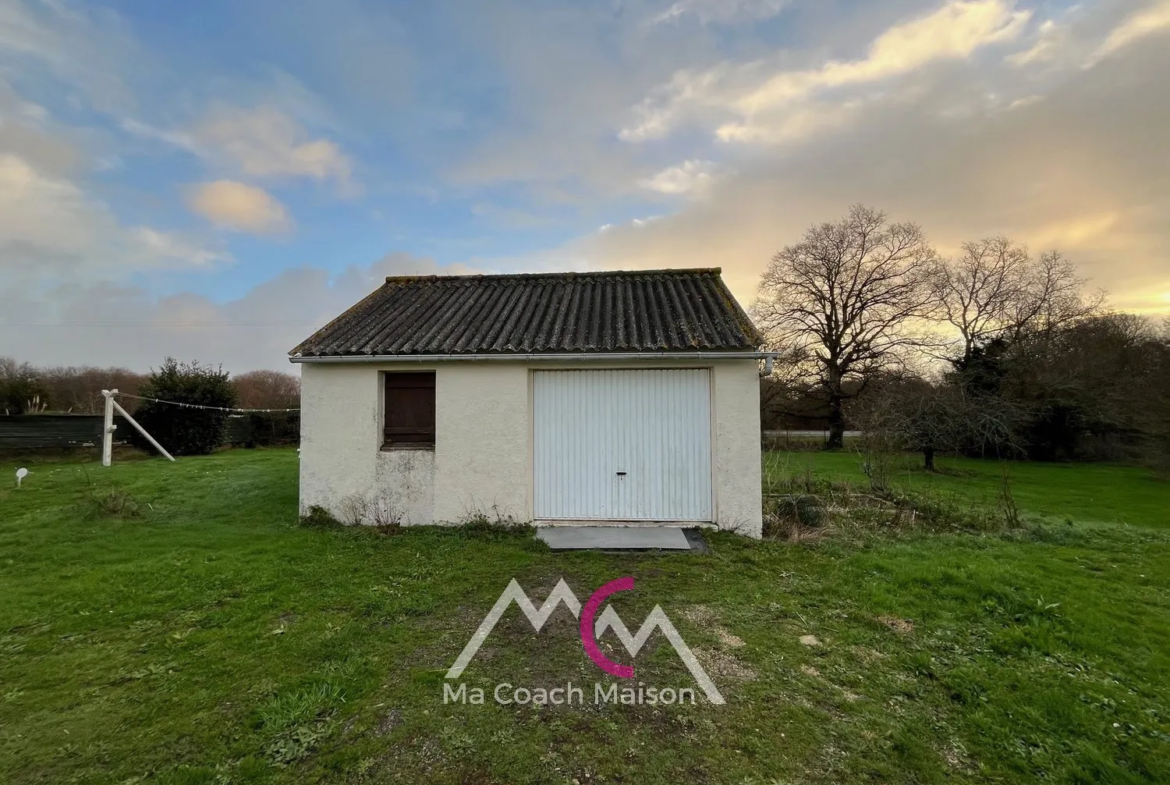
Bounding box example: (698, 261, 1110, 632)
(381, 371, 436, 451)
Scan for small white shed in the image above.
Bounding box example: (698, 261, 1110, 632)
(290, 268, 768, 537)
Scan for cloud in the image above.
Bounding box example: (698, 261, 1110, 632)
(0, 252, 483, 373)
(122, 104, 360, 198)
(434, 0, 720, 200)
(193, 106, 358, 194)
(0, 0, 137, 112)
(0, 152, 225, 280)
(1007, 94, 1044, 110)
(0, 77, 79, 175)
(651, 0, 793, 26)
(0, 153, 98, 254)
(621, 0, 1031, 142)
(638, 159, 717, 194)
(1086, 0, 1170, 67)
(119, 118, 200, 154)
(714, 99, 864, 144)
(0, 70, 226, 287)
(1006, 18, 1065, 67)
(1027, 212, 1121, 250)
(187, 180, 292, 234)
(130, 228, 226, 266)
(560, 25, 1170, 315)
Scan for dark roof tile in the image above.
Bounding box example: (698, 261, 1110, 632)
(290, 268, 762, 357)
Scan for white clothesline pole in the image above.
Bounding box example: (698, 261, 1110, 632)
(101, 389, 116, 467)
(112, 398, 175, 462)
(100, 389, 176, 464)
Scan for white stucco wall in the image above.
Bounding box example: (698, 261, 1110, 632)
(298, 359, 762, 537)
(299, 362, 380, 520)
(710, 360, 764, 538)
(432, 364, 530, 523)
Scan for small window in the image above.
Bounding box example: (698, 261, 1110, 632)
(383, 372, 435, 450)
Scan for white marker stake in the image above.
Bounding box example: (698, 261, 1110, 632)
(16, 468, 28, 488)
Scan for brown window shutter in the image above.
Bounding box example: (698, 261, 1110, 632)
(383, 372, 435, 447)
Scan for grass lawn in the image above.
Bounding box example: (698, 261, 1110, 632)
(1, 449, 1169, 784)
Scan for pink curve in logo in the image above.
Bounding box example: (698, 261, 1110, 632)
(580, 576, 635, 678)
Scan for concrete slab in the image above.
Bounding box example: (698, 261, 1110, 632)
(536, 526, 693, 551)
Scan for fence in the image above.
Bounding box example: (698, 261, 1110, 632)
(0, 413, 299, 452)
(762, 429, 862, 450)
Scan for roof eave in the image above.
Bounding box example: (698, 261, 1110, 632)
(289, 350, 777, 364)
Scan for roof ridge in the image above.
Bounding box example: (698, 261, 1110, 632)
(383, 268, 722, 284)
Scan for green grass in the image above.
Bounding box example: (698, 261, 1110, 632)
(1, 449, 1169, 784)
(765, 450, 1170, 529)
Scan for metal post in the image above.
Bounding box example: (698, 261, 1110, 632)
(111, 398, 175, 462)
(101, 389, 116, 467)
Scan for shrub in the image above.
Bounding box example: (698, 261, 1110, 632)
(0, 359, 51, 414)
(299, 505, 343, 528)
(131, 358, 236, 456)
(227, 412, 300, 448)
(762, 465, 1025, 539)
(459, 508, 532, 537)
(85, 486, 142, 519)
(763, 493, 826, 540)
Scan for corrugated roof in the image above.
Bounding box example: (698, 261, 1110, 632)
(290, 268, 762, 357)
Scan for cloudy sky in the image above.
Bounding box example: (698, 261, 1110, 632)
(2, 0, 1167, 372)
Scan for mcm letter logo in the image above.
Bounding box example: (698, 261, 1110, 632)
(445, 577, 725, 705)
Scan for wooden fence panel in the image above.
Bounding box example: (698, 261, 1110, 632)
(0, 413, 300, 451)
(0, 415, 127, 450)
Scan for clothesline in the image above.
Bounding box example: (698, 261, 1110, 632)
(114, 392, 300, 414)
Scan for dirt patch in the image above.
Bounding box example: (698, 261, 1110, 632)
(851, 645, 886, 664)
(693, 646, 757, 681)
(877, 616, 914, 634)
(800, 664, 864, 702)
(799, 634, 822, 647)
(681, 605, 745, 649)
(375, 707, 403, 737)
(943, 741, 976, 773)
(680, 605, 718, 626)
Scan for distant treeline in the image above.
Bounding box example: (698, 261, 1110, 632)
(0, 360, 299, 415)
(0, 411, 299, 452)
(755, 207, 1170, 467)
(761, 311, 1170, 465)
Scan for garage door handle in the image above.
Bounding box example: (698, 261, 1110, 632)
(616, 471, 627, 476)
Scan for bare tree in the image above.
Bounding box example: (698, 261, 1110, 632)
(754, 205, 939, 448)
(233, 370, 301, 409)
(933, 238, 1103, 365)
(1010, 250, 1104, 338)
(852, 373, 1021, 478)
(931, 237, 1030, 364)
(39, 365, 145, 413)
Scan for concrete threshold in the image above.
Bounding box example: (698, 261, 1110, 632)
(534, 519, 717, 529)
(536, 526, 698, 551)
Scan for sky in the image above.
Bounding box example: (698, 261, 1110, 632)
(1, 0, 1168, 373)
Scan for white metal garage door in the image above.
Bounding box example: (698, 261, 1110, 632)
(533, 369, 712, 521)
